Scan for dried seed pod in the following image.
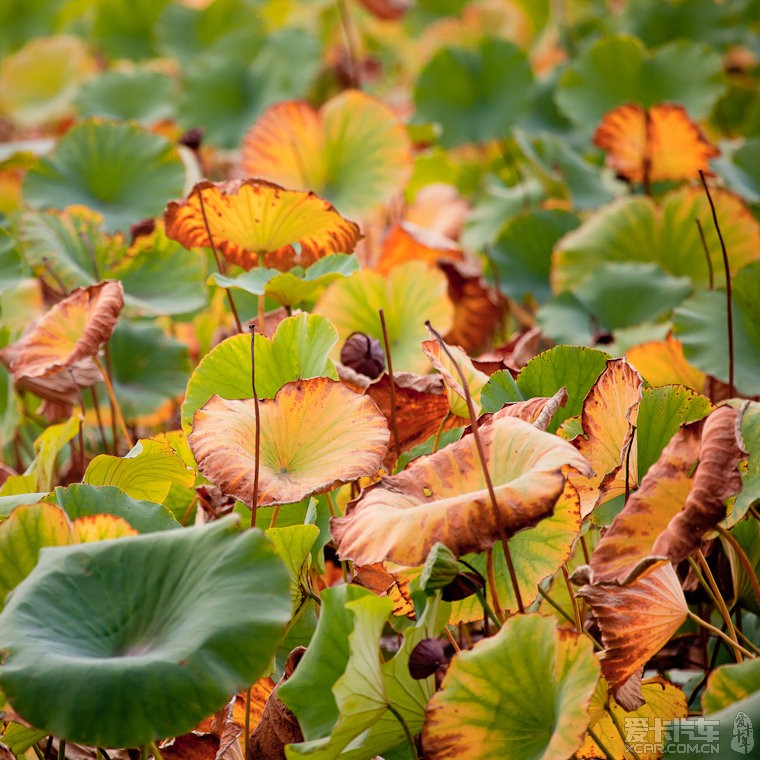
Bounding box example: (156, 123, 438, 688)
(340, 332, 385, 379)
(409, 637, 447, 680)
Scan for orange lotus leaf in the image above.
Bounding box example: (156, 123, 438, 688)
(627, 335, 705, 392)
(164, 179, 362, 272)
(331, 415, 592, 566)
(72, 514, 138, 542)
(0, 281, 123, 406)
(188, 377, 390, 507)
(375, 222, 463, 275)
(404, 183, 469, 241)
(576, 560, 688, 706)
(594, 103, 719, 184)
(241, 91, 412, 218)
(570, 358, 643, 518)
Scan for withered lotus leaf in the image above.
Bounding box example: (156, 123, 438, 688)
(593, 103, 719, 184)
(331, 415, 592, 566)
(0, 280, 123, 385)
(375, 222, 463, 275)
(651, 405, 745, 564)
(627, 335, 705, 391)
(164, 179, 361, 272)
(189, 378, 390, 506)
(576, 560, 688, 705)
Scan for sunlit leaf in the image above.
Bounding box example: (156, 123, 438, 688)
(423, 614, 600, 760)
(242, 91, 412, 218)
(627, 336, 706, 392)
(594, 103, 719, 184)
(165, 179, 361, 272)
(0, 516, 291, 747)
(72, 513, 138, 542)
(24, 120, 186, 235)
(84, 439, 195, 504)
(181, 313, 339, 429)
(577, 561, 688, 704)
(0, 502, 72, 608)
(316, 261, 454, 374)
(190, 378, 389, 507)
(332, 415, 591, 566)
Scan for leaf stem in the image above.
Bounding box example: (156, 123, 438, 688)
(94, 354, 133, 449)
(695, 549, 742, 661)
(378, 309, 401, 464)
(244, 686, 252, 760)
(716, 524, 760, 610)
(89, 385, 109, 454)
(485, 547, 505, 623)
(695, 218, 714, 290)
(444, 625, 461, 653)
(326, 490, 339, 517)
(196, 185, 243, 334)
(249, 330, 261, 529)
(687, 610, 754, 659)
(587, 725, 616, 760)
(58, 740, 66, 760)
(149, 742, 163, 760)
(425, 321, 524, 615)
(698, 169, 734, 397)
(606, 702, 642, 760)
(335, 0, 362, 89)
(386, 703, 417, 760)
(268, 504, 281, 529)
(432, 411, 451, 454)
(562, 564, 583, 633)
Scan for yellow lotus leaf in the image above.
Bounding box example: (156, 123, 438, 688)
(0, 280, 123, 385)
(570, 358, 643, 518)
(241, 91, 412, 217)
(590, 420, 702, 583)
(164, 179, 361, 271)
(331, 415, 592, 566)
(189, 378, 390, 507)
(73, 514, 138, 543)
(375, 222, 463, 275)
(593, 103, 719, 184)
(576, 561, 688, 703)
(627, 335, 705, 391)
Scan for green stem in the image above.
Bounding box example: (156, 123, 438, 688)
(94, 354, 133, 449)
(562, 564, 582, 633)
(379, 308, 401, 464)
(431, 410, 451, 453)
(587, 726, 616, 760)
(695, 550, 742, 661)
(326, 490, 339, 517)
(485, 547, 505, 623)
(149, 742, 163, 760)
(687, 611, 754, 659)
(250, 332, 261, 529)
(386, 703, 417, 759)
(716, 524, 760, 610)
(607, 703, 642, 760)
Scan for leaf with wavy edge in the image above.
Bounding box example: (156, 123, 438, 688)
(189, 378, 389, 507)
(332, 415, 591, 566)
(164, 179, 361, 272)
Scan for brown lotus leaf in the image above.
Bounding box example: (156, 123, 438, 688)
(593, 103, 720, 184)
(405, 183, 469, 241)
(576, 560, 688, 704)
(570, 358, 643, 518)
(652, 405, 745, 564)
(331, 415, 592, 566)
(471, 389, 568, 433)
(439, 260, 506, 354)
(0, 280, 123, 386)
(164, 179, 361, 272)
(626, 335, 705, 392)
(189, 378, 390, 507)
(590, 420, 703, 583)
(366, 372, 466, 470)
(375, 221, 463, 275)
(352, 563, 415, 617)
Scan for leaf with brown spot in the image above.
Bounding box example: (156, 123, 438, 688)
(375, 222, 463, 275)
(352, 563, 415, 617)
(164, 179, 361, 272)
(627, 335, 705, 391)
(652, 405, 745, 564)
(439, 260, 506, 354)
(593, 103, 719, 184)
(189, 378, 389, 507)
(576, 560, 688, 706)
(570, 358, 643, 518)
(332, 415, 592, 566)
(590, 420, 703, 583)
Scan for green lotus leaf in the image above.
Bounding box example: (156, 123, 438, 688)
(23, 120, 186, 234)
(713, 138, 760, 204)
(556, 35, 726, 130)
(90, 0, 171, 60)
(177, 28, 320, 149)
(516, 346, 610, 433)
(423, 613, 600, 760)
(281, 586, 446, 759)
(480, 370, 524, 413)
(0, 722, 47, 754)
(53, 484, 180, 534)
(266, 524, 319, 610)
(413, 37, 533, 148)
(0, 493, 48, 518)
(0, 0, 61, 57)
(209, 254, 359, 308)
(84, 439, 194, 504)
(0, 35, 95, 127)
(75, 69, 175, 125)
(733, 400, 760, 526)
(723, 517, 760, 615)
(552, 188, 760, 294)
(489, 209, 580, 304)
(181, 312, 339, 429)
(0, 516, 291, 747)
(0, 502, 72, 609)
(635, 386, 712, 481)
(536, 292, 596, 347)
(673, 262, 760, 396)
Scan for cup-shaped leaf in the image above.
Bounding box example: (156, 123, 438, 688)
(332, 415, 592, 566)
(164, 179, 361, 272)
(423, 614, 601, 760)
(241, 91, 412, 218)
(0, 516, 291, 748)
(189, 378, 389, 506)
